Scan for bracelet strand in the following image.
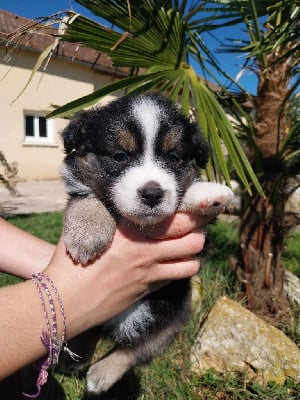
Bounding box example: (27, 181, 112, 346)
(23, 272, 70, 398)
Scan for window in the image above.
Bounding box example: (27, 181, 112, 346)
(23, 113, 55, 146)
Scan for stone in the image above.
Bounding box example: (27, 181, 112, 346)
(286, 187, 300, 214)
(284, 270, 300, 306)
(191, 296, 300, 385)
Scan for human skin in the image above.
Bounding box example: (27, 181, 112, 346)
(0, 213, 212, 380)
(0, 217, 55, 278)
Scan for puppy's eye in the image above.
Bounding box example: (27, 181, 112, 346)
(112, 151, 129, 162)
(167, 152, 182, 163)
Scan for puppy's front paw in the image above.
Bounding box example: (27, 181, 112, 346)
(180, 181, 233, 215)
(63, 197, 116, 264)
(64, 229, 110, 264)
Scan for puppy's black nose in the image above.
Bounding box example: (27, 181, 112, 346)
(139, 181, 164, 208)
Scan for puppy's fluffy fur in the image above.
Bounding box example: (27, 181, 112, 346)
(60, 94, 233, 394)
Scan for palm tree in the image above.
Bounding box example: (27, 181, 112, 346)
(204, 0, 300, 318)
(20, 0, 299, 319)
(46, 0, 261, 194)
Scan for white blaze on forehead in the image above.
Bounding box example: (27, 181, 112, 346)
(132, 98, 161, 160)
(111, 97, 178, 225)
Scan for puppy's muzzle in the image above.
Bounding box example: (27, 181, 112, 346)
(138, 181, 165, 208)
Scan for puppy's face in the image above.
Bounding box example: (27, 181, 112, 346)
(61, 94, 208, 225)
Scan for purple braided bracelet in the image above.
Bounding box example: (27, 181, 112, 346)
(23, 272, 69, 398)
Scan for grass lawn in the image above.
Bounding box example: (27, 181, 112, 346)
(283, 230, 300, 277)
(1, 212, 299, 399)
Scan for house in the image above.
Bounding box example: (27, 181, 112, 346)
(0, 10, 128, 181)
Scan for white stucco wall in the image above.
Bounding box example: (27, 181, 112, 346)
(0, 47, 119, 181)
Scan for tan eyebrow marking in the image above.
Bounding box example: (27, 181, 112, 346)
(161, 128, 181, 153)
(117, 129, 137, 153)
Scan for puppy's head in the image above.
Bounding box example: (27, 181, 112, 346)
(61, 94, 209, 225)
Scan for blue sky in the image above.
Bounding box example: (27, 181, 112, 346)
(0, 0, 258, 94)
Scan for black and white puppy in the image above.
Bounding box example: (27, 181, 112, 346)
(60, 93, 233, 394)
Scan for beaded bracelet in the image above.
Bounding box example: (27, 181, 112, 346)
(23, 272, 80, 398)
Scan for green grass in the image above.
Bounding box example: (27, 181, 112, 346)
(7, 211, 63, 244)
(283, 231, 300, 277)
(1, 213, 299, 399)
(0, 212, 63, 286)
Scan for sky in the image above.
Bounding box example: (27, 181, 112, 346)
(0, 0, 258, 94)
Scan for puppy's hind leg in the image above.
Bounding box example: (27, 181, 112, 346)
(86, 325, 178, 395)
(86, 347, 135, 395)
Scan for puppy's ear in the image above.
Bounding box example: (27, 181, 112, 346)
(61, 111, 90, 155)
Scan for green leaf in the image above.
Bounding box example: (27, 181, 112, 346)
(48, 73, 164, 118)
(11, 43, 55, 104)
(188, 70, 264, 195)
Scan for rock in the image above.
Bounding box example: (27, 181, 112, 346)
(191, 296, 300, 385)
(284, 270, 300, 306)
(286, 187, 300, 214)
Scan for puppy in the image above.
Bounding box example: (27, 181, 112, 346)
(60, 93, 233, 394)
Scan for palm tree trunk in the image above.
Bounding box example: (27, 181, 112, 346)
(236, 50, 292, 320)
(238, 181, 288, 317)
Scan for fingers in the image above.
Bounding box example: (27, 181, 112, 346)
(150, 258, 201, 282)
(117, 218, 206, 268)
(148, 230, 206, 262)
(138, 212, 214, 239)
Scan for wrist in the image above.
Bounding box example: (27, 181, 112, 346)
(24, 272, 82, 397)
(43, 263, 93, 339)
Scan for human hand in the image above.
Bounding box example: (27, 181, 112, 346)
(45, 212, 213, 340)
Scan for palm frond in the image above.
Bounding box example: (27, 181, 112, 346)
(48, 72, 166, 118)
(47, 0, 266, 194)
(9, 0, 276, 195)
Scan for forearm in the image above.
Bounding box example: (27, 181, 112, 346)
(0, 214, 207, 380)
(0, 281, 49, 379)
(0, 218, 55, 278)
